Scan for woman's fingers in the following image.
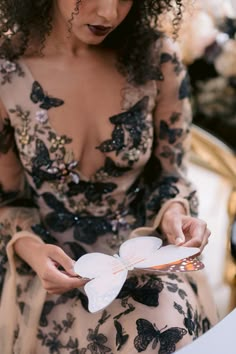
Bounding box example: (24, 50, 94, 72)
(183, 226, 211, 252)
(45, 277, 89, 295)
(46, 244, 77, 276)
(162, 212, 186, 245)
(41, 262, 89, 293)
(37, 244, 90, 293)
(174, 234, 186, 246)
(181, 216, 211, 251)
(161, 212, 211, 252)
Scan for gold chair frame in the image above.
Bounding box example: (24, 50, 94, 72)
(190, 124, 236, 310)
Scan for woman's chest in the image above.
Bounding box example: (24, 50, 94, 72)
(1, 57, 157, 187)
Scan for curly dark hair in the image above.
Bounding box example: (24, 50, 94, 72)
(0, 0, 184, 84)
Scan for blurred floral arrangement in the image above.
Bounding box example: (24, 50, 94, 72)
(175, 0, 236, 150)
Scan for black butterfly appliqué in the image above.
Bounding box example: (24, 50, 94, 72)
(31, 223, 58, 245)
(39, 300, 55, 327)
(30, 81, 64, 110)
(96, 96, 149, 156)
(147, 176, 179, 214)
(97, 124, 125, 154)
(87, 312, 111, 354)
(179, 73, 191, 100)
(0, 182, 19, 204)
(134, 319, 187, 353)
(30, 139, 80, 189)
(184, 306, 195, 335)
(29, 139, 56, 188)
(42, 192, 112, 244)
(114, 320, 129, 351)
(159, 120, 183, 144)
(160, 52, 183, 75)
(118, 276, 164, 307)
(32, 139, 52, 169)
(67, 179, 117, 202)
(97, 157, 132, 178)
(160, 144, 184, 167)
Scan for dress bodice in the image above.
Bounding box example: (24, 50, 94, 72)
(0, 38, 195, 258)
(0, 58, 160, 255)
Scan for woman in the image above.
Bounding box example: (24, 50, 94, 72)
(0, 0, 217, 353)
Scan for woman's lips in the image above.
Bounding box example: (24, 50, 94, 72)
(87, 25, 112, 36)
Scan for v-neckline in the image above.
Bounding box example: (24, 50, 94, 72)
(18, 58, 99, 182)
(17, 58, 136, 183)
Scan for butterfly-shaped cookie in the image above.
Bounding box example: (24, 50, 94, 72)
(74, 236, 204, 313)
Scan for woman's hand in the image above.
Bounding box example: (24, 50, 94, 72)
(14, 238, 88, 294)
(159, 202, 211, 252)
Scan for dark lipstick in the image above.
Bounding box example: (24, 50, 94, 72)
(87, 25, 112, 36)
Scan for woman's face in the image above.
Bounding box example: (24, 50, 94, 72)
(53, 0, 133, 45)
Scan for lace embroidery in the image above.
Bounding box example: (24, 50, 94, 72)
(0, 60, 24, 85)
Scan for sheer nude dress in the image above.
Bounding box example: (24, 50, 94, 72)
(0, 38, 217, 354)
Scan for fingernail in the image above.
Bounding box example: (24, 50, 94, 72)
(175, 236, 184, 245)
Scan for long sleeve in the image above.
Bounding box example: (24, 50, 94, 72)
(0, 109, 47, 354)
(144, 37, 198, 226)
(0, 110, 42, 290)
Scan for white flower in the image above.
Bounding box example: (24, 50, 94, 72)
(2, 60, 16, 73)
(35, 110, 48, 124)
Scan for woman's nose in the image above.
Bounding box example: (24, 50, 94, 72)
(96, 0, 118, 23)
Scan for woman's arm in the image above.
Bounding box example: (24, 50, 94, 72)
(145, 37, 210, 251)
(0, 108, 86, 293)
